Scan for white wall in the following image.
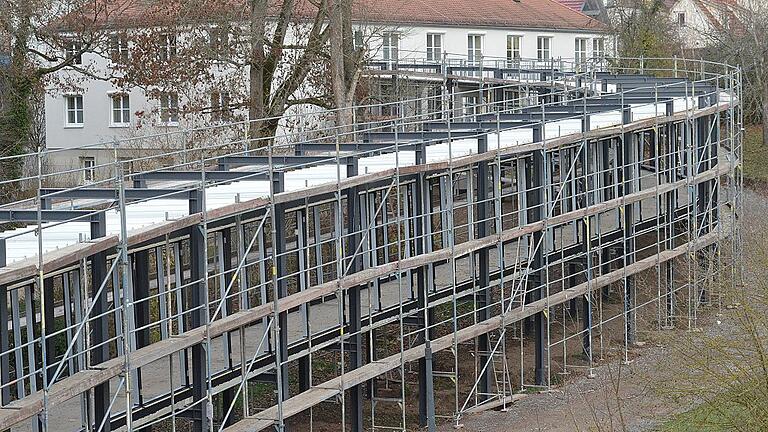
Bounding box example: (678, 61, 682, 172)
(43, 22, 606, 157)
(669, 0, 717, 50)
(368, 24, 605, 62)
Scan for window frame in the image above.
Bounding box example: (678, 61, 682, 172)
(65, 95, 84, 128)
(79, 156, 95, 184)
(159, 93, 180, 126)
(426, 33, 443, 62)
(382, 32, 399, 63)
(592, 37, 605, 60)
(160, 33, 177, 61)
(467, 34, 483, 65)
(537, 36, 552, 61)
(210, 90, 232, 122)
(65, 39, 83, 65)
(109, 33, 129, 63)
(110, 93, 131, 128)
(575, 37, 588, 64)
(506, 35, 522, 66)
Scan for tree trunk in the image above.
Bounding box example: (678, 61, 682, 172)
(248, 0, 268, 145)
(330, 0, 357, 140)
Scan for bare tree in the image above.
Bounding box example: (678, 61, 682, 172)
(702, 0, 768, 146)
(0, 0, 119, 201)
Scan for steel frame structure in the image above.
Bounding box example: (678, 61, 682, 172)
(0, 56, 743, 432)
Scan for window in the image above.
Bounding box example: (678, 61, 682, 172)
(353, 30, 364, 51)
(426, 33, 442, 62)
(575, 38, 588, 64)
(677, 12, 686, 26)
(65, 95, 84, 127)
(382, 32, 398, 63)
(117, 157, 133, 177)
(79, 157, 95, 184)
(426, 86, 442, 119)
(462, 96, 479, 117)
(65, 40, 83, 65)
(467, 34, 483, 65)
(159, 93, 179, 125)
(537, 36, 551, 61)
(209, 26, 228, 54)
(111, 94, 130, 127)
(109, 33, 129, 63)
(160, 33, 177, 61)
(592, 38, 605, 59)
(211, 91, 231, 122)
(506, 35, 521, 66)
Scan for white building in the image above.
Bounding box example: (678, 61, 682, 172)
(667, 0, 742, 50)
(43, 0, 607, 182)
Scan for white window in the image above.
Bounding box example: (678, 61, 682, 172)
(468, 34, 483, 65)
(537, 36, 551, 61)
(111, 94, 130, 127)
(65, 40, 82, 65)
(79, 157, 95, 184)
(506, 35, 521, 65)
(382, 32, 398, 63)
(160, 33, 177, 61)
(109, 33, 129, 63)
(677, 12, 686, 26)
(426, 33, 442, 62)
(592, 38, 605, 59)
(211, 91, 231, 122)
(463, 96, 478, 117)
(575, 38, 588, 64)
(65, 95, 84, 127)
(159, 93, 179, 125)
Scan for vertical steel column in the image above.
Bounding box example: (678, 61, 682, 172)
(220, 227, 236, 427)
(475, 134, 492, 397)
(296, 208, 311, 393)
(188, 189, 210, 432)
(132, 248, 150, 406)
(345, 157, 364, 432)
(90, 212, 111, 432)
(527, 126, 546, 386)
(414, 143, 436, 430)
(272, 172, 290, 405)
(619, 107, 637, 346)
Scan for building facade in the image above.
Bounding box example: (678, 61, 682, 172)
(42, 0, 607, 182)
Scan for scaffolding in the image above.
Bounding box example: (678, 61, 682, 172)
(0, 56, 743, 432)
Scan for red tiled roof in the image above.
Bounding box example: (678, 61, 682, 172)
(355, 0, 607, 31)
(72, 0, 607, 32)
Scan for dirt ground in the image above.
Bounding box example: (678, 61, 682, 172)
(443, 188, 764, 432)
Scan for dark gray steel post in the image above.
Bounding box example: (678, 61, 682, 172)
(620, 108, 636, 345)
(414, 143, 435, 429)
(272, 172, 290, 405)
(345, 157, 364, 432)
(476, 134, 492, 397)
(221, 227, 236, 426)
(132, 248, 150, 406)
(189, 189, 210, 432)
(528, 126, 546, 386)
(90, 212, 111, 432)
